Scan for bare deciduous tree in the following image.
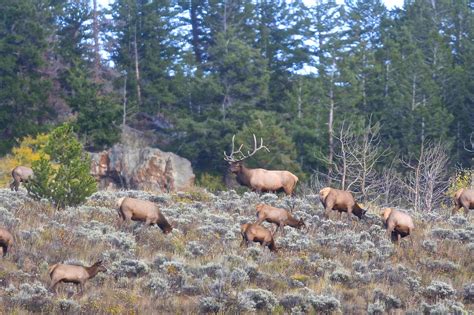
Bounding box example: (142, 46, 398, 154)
(321, 120, 389, 202)
(377, 161, 404, 207)
(401, 141, 450, 212)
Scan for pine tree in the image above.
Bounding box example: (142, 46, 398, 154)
(27, 124, 97, 209)
(255, 0, 309, 112)
(376, 1, 454, 157)
(110, 0, 183, 115)
(235, 111, 302, 176)
(305, 1, 365, 177)
(57, 0, 121, 150)
(0, 0, 58, 154)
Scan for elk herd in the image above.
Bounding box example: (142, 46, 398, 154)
(1, 134, 473, 294)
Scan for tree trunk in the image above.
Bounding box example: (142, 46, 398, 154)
(328, 70, 335, 183)
(414, 141, 424, 212)
(92, 0, 100, 82)
(297, 80, 302, 119)
(122, 74, 127, 129)
(384, 61, 389, 99)
(411, 73, 417, 111)
(362, 51, 367, 108)
(421, 95, 426, 143)
(221, 1, 229, 122)
(133, 26, 142, 107)
(190, 0, 203, 65)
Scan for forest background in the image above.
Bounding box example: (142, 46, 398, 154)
(0, 0, 472, 201)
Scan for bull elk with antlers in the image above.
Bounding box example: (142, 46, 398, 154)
(224, 135, 299, 196)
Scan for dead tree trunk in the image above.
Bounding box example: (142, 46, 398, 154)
(133, 26, 142, 107)
(92, 0, 101, 82)
(328, 70, 335, 184)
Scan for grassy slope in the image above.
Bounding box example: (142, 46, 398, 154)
(0, 188, 472, 314)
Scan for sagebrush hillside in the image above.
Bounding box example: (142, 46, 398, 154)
(0, 188, 472, 314)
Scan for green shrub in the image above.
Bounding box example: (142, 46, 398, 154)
(196, 173, 226, 192)
(27, 124, 97, 208)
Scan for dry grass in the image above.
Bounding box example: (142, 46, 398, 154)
(0, 188, 472, 314)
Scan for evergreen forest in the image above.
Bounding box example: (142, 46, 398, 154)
(1, 0, 473, 186)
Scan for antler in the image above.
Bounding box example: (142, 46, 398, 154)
(223, 134, 270, 163)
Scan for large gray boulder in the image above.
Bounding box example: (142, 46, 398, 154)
(89, 144, 195, 192)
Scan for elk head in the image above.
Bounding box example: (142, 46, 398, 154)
(93, 260, 107, 273)
(223, 134, 269, 173)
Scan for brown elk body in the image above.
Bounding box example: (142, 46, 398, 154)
(255, 203, 305, 234)
(116, 197, 172, 234)
(319, 187, 367, 220)
(240, 223, 277, 252)
(224, 135, 298, 195)
(452, 188, 474, 215)
(231, 163, 298, 195)
(0, 227, 13, 257)
(382, 208, 415, 243)
(10, 166, 33, 191)
(48, 260, 107, 294)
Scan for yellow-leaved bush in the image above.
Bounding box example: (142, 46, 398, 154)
(447, 169, 474, 198)
(0, 134, 49, 187)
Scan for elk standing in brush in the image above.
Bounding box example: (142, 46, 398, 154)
(10, 166, 33, 191)
(452, 188, 474, 215)
(255, 203, 306, 235)
(240, 223, 277, 252)
(319, 187, 367, 221)
(0, 227, 13, 257)
(224, 135, 298, 195)
(381, 208, 415, 244)
(48, 260, 107, 294)
(116, 197, 173, 234)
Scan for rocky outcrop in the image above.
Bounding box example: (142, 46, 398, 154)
(89, 144, 195, 192)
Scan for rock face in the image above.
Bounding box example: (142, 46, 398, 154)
(90, 144, 195, 192)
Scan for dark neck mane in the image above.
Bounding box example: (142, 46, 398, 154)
(285, 215, 300, 227)
(354, 203, 364, 215)
(158, 212, 172, 232)
(85, 264, 100, 278)
(236, 164, 252, 186)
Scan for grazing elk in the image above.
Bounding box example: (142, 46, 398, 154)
(381, 208, 415, 244)
(319, 187, 367, 221)
(255, 203, 306, 235)
(48, 260, 107, 294)
(116, 197, 173, 234)
(224, 135, 299, 195)
(452, 188, 474, 215)
(0, 227, 13, 257)
(240, 223, 277, 252)
(10, 166, 33, 191)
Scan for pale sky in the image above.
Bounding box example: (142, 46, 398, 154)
(97, 0, 405, 10)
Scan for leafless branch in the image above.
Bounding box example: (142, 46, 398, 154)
(399, 141, 450, 212)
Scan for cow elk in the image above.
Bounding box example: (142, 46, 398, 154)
(116, 197, 173, 234)
(48, 260, 107, 294)
(224, 135, 299, 195)
(452, 188, 474, 215)
(319, 187, 367, 221)
(10, 166, 33, 191)
(240, 223, 277, 252)
(0, 227, 13, 257)
(381, 208, 415, 244)
(255, 203, 306, 235)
